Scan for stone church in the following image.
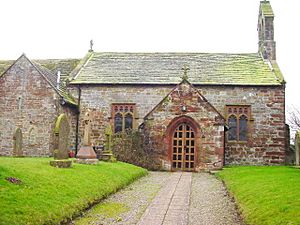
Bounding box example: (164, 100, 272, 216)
(0, 1, 288, 171)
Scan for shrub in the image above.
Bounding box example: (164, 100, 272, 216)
(112, 130, 161, 170)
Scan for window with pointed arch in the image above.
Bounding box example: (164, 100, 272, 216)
(112, 104, 136, 133)
(226, 106, 251, 142)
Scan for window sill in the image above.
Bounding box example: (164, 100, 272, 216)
(227, 141, 248, 145)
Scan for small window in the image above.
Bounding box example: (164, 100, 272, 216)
(112, 104, 136, 133)
(28, 127, 37, 145)
(228, 115, 237, 141)
(226, 106, 250, 142)
(125, 113, 133, 130)
(114, 113, 123, 133)
(239, 115, 248, 141)
(17, 96, 23, 111)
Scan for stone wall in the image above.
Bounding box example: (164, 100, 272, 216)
(200, 86, 286, 165)
(77, 84, 172, 147)
(143, 81, 225, 171)
(77, 83, 285, 166)
(0, 55, 77, 156)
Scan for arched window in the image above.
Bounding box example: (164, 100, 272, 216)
(114, 113, 123, 133)
(228, 115, 237, 141)
(112, 104, 136, 133)
(239, 115, 248, 141)
(125, 113, 133, 130)
(226, 106, 250, 142)
(28, 127, 36, 145)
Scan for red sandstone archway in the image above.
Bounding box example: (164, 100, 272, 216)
(166, 116, 200, 171)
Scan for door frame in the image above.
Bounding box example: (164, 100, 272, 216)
(166, 116, 201, 171)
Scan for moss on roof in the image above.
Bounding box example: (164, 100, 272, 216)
(70, 52, 284, 86)
(0, 60, 14, 76)
(34, 59, 80, 80)
(260, 1, 274, 17)
(33, 62, 78, 106)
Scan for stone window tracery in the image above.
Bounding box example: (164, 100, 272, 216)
(112, 104, 135, 133)
(226, 106, 250, 142)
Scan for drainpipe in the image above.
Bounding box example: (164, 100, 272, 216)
(75, 86, 81, 155)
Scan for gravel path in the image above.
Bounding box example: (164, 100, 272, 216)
(189, 173, 242, 225)
(71, 172, 243, 225)
(71, 172, 172, 225)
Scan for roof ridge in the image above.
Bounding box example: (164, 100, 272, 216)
(33, 58, 80, 61)
(70, 52, 94, 80)
(91, 52, 260, 55)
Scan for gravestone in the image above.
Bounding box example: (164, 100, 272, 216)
(295, 131, 300, 166)
(76, 110, 98, 164)
(100, 125, 116, 162)
(50, 114, 72, 168)
(13, 128, 23, 157)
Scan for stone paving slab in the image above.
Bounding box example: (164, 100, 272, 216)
(137, 172, 191, 225)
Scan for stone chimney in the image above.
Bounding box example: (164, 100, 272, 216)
(258, 1, 276, 60)
(56, 70, 61, 89)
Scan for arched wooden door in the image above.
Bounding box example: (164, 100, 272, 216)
(172, 123, 195, 171)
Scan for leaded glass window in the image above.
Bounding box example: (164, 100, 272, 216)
(228, 115, 237, 141)
(114, 113, 123, 133)
(125, 113, 133, 130)
(226, 106, 250, 142)
(112, 104, 135, 133)
(239, 115, 248, 141)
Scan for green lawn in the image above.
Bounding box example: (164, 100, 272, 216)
(217, 166, 300, 225)
(0, 157, 147, 225)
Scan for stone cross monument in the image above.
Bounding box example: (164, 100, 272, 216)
(76, 110, 98, 164)
(100, 125, 116, 162)
(181, 65, 190, 81)
(83, 111, 92, 146)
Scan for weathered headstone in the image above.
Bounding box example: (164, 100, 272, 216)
(295, 131, 300, 166)
(50, 114, 72, 168)
(100, 125, 116, 162)
(76, 110, 98, 164)
(105, 125, 113, 152)
(13, 128, 23, 157)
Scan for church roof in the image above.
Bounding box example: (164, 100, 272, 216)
(34, 58, 80, 81)
(0, 55, 78, 106)
(70, 52, 284, 86)
(0, 58, 80, 79)
(32, 61, 78, 106)
(0, 60, 14, 76)
(260, 1, 274, 17)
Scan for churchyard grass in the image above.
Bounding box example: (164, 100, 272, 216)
(0, 157, 147, 225)
(217, 166, 300, 225)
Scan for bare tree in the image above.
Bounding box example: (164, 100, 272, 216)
(288, 106, 300, 131)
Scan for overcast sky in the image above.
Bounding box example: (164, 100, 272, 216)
(1, 0, 299, 112)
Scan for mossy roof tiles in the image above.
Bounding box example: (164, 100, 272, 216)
(0, 57, 78, 106)
(33, 62, 78, 106)
(35, 59, 80, 80)
(70, 52, 283, 86)
(260, 1, 274, 17)
(0, 60, 14, 76)
(0, 58, 80, 79)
